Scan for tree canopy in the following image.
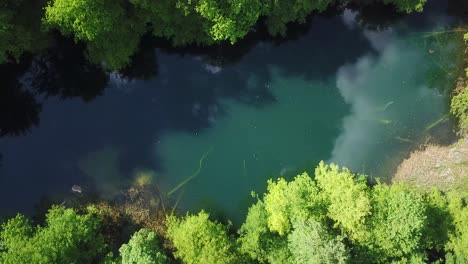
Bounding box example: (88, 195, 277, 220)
(0, 0, 46, 63)
(0, 206, 106, 264)
(0, 0, 430, 69)
(119, 228, 168, 264)
(1, 162, 468, 263)
(165, 210, 241, 264)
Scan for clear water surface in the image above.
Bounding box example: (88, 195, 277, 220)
(0, 1, 463, 223)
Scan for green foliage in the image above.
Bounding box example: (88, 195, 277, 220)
(44, 0, 146, 70)
(264, 172, 324, 235)
(0, 0, 430, 68)
(119, 228, 168, 264)
(238, 201, 293, 264)
(166, 210, 241, 264)
(240, 162, 456, 263)
(129, 0, 212, 46)
(315, 162, 371, 241)
(423, 189, 452, 253)
(367, 184, 427, 262)
(0, 0, 46, 63)
(3, 161, 467, 264)
(0, 206, 106, 264)
(191, 0, 265, 43)
(449, 32, 468, 135)
(264, 0, 335, 36)
(288, 220, 349, 264)
(450, 87, 468, 134)
(445, 191, 468, 263)
(383, 0, 427, 13)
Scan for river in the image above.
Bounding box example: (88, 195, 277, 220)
(0, 0, 464, 223)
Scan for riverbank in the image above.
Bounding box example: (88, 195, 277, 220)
(393, 138, 468, 191)
(393, 31, 468, 192)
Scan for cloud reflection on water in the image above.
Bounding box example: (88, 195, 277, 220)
(329, 18, 447, 175)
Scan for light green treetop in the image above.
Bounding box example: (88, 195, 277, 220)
(288, 219, 349, 264)
(119, 228, 168, 264)
(166, 210, 241, 264)
(315, 161, 371, 242)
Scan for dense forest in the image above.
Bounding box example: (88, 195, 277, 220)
(1, 0, 427, 70)
(2, 0, 468, 263)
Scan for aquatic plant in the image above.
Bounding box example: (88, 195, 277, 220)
(133, 169, 155, 187)
(424, 114, 449, 132)
(167, 147, 214, 196)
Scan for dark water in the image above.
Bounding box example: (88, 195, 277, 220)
(0, 0, 465, 222)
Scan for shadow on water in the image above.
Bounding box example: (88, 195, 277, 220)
(0, 62, 42, 137)
(448, 0, 468, 23)
(118, 35, 160, 81)
(347, 1, 404, 30)
(25, 35, 109, 102)
(0, 2, 403, 140)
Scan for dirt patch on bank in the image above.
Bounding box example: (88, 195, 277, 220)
(393, 138, 468, 191)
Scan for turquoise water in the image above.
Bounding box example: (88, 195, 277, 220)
(156, 36, 456, 222)
(0, 2, 461, 221)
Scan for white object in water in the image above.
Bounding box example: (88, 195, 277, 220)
(71, 185, 82, 193)
(204, 64, 222, 74)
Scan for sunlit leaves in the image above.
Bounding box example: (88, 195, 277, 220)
(368, 184, 427, 261)
(238, 201, 293, 264)
(0, 206, 106, 264)
(264, 173, 324, 235)
(44, 0, 146, 70)
(119, 228, 168, 264)
(451, 85, 468, 134)
(445, 191, 468, 263)
(383, 0, 426, 13)
(166, 211, 241, 264)
(315, 162, 371, 241)
(288, 220, 349, 264)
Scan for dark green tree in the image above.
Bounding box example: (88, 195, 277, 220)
(366, 184, 428, 263)
(445, 191, 468, 263)
(0, 206, 107, 264)
(0, 0, 47, 63)
(264, 0, 335, 36)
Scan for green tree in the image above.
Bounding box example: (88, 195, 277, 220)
(383, 0, 427, 13)
(0, 206, 106, 264)
(166, 210, 242, 264)
(130, 0, 264, 45)
(445, 191, 468, 263)
(422, 189, 452, 255)
(190, 0, 265, 43)
(264, 172, 325, 236)
(288, 220, 349, 264)
(238, 201, 293, 264)
(129, 0, 213, 46)
(0, 0, 46, 63)
(44, 0, 146, 70)
(450, 87, 468, 135)
(315, 162, 371, 242)
(264, 0, 335, 36)
(367, 184, 427, 262)
(119, 228, 168, 264)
